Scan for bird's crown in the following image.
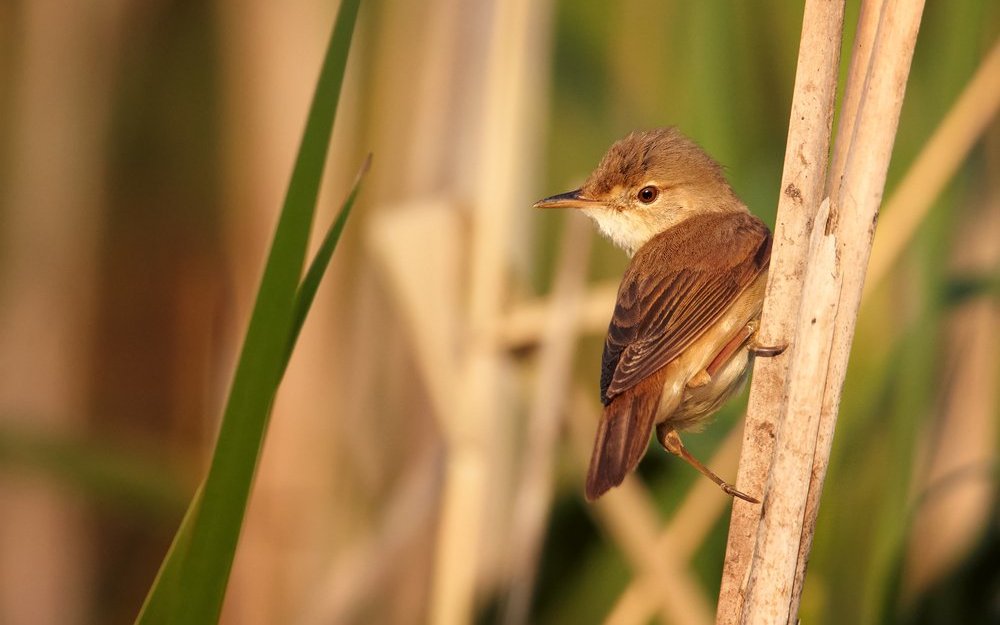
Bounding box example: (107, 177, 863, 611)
(581, 127, 728, 198)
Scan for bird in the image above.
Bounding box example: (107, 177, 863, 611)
(534, 127, 784, 502)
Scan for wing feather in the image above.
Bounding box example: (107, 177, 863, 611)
(599, 211, 771, 405)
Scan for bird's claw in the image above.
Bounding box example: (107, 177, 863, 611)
(748, 342, 788, 358)
(723, 483, 760, 504)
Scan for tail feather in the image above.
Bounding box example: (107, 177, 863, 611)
(585, 383, 661, 501)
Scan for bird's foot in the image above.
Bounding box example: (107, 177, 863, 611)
(748, 342, 787, 357)
(721, 483, 760, 504)
(658, 427, 760, 505)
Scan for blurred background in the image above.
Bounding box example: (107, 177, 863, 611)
(0, 1, 998, 624)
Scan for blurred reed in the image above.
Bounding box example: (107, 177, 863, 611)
(565, 389, 715, 625)
(900, 169, 998, 607)
(0, 2, 126, 624)
(502, 213, 591, 625)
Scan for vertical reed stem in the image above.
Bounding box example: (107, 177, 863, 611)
(718, 0, 926, 622)
(715, 1, 846, 621)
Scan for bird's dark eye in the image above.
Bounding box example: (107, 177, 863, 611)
(637, 186, 659, 203)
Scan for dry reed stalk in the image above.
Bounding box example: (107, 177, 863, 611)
(901, 187, 999, 603)
(368, 200, 466, 620)
(739, 195, 841, 625)
(785, 2, 926, 619)
(566, 391, 714, 625)
(732, 1, 927, 622)
(367, 0, 552, 618)
(826, 0, 883, 195)
(0, 2, 124, 623)
(502, 281, 619, 349)
(362, 1, 498, 617)
(604, 423, 746, 625)
(360, 0, 474, 506)
(715, 1, 847, 622)
(863, 37, 1000, 297)
(503, 215, 592, 625)
(429, 0, 552, 621)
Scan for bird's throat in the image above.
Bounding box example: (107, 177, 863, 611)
(581, 207, 678, 256)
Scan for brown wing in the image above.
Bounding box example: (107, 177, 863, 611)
(599, 211, 771, 405)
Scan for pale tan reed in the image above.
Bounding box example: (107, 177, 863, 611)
(863, 37, 1000, 298)
(566, 390, 715, 625)
(0, 2, 126, 624)
(716, 1, 847, 621)
(733, 0, 927, 622)
(429, 0, 554, 622)
(503, 214, 593, 625)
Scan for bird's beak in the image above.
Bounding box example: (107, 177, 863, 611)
(533, 189, 604, 210)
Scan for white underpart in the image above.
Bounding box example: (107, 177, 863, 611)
(580, 206, 660, 256)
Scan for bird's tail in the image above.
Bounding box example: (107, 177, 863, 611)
(585, 386, 660, 501)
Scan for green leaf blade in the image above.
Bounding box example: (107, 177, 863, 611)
(284, 153, 371, 370)
(134, 1, 363, 623)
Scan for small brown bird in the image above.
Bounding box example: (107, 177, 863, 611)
(535, 127, 783, 502)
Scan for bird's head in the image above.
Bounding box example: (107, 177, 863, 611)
(535, 127, 744, 255)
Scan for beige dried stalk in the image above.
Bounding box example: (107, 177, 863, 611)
(718, 0, 927, 623)
(784, 2, 926, 619)
(604, 423, 747, 625)
(430, 0, 553, 622)
(715, 0, 847, 621)
(863, 37, 1000, 298)
(566, 391, 715, 625)
(503, 215, 592, 625)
